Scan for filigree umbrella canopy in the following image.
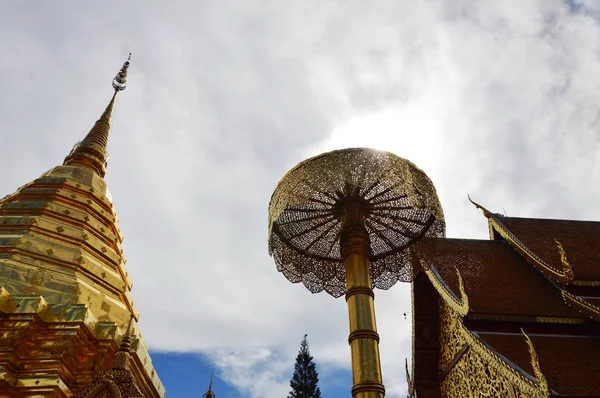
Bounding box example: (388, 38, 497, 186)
(268, 148, 445, 298)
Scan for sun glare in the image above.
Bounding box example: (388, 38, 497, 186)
(314, 107, 443, 174)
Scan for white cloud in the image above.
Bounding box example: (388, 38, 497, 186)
(1, 0, 600, 397)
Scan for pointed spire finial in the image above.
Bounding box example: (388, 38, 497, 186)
(119, 315, 134, 352)
(111, 315, 135, 370)
(63, 53, 132, 177)
(112, 53, 131, 92)
(203, 374, 216, 398)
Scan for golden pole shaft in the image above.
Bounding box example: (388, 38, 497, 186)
(341, 202, 385, 398)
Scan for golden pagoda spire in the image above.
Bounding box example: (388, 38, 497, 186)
(63, 53, 131, 177)
(203, 374, 216, 398)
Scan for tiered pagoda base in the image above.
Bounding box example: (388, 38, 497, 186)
(0, 288, 164, 397)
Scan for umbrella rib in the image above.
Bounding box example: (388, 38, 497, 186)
(304, 221, 339, 251)
(287, 215, 336, 240)
(372, 212, 429, 226)
(366, 220, 396, 251)
(361, 181, 380, 198)
(285, 207, 333, 214)
(278, 212, 335, 226)
(369, 194, 408, 206)
(325, 228, 340, 257)
(369, 215, 416, 238)
(302, 181, 338, 202)
(367, 182, 406, 201)
(293, 193, 336, 207)
(370, 205, 412, 211)
(366, 186, 394, 201)
(309, 197, 336, 206)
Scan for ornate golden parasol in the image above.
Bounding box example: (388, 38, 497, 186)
(268, 148, 445, 397)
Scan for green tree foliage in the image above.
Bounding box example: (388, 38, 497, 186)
(288, 334, 322, 398)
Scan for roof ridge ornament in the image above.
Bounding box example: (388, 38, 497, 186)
(554, 239, 575, 283)
(455, 267, 469, 310)
(561, 289, 600, 321)
(520, 329, 550, 397)
(422, 261, 469, 317)
(489, 215, 577, 284)
(467, 194, 493, 219)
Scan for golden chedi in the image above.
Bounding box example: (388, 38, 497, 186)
(0, 55, 164, 397)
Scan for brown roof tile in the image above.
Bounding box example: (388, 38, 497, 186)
(478, 332, 600, 396)
(429, 239, 581, 319)
(495, 216, 600, 282)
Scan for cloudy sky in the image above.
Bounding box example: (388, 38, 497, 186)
(2, 0, 600, 396)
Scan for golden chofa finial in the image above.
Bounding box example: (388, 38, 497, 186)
(467, 194, 493, 218)
(521, 329, 550, 396)
(554, 239, 575, 283)
(63, 53, 132, 177)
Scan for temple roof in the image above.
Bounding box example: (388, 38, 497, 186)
(492, 216, 600, 283)
(428, 238, 581, 319)
(478, 332, 600, 396)
(416, 205, 600, 396)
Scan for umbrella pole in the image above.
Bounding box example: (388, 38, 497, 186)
(341, 202, 385, 398)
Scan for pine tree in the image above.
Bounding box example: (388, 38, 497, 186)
(288, 334, 322, 398)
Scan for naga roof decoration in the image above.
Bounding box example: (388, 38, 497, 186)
(554, 239, 575, 282)
(521, 329, 549, 395)
(425, 239, 581, 320)
(561, 290, 600, 322)
(412, 200, 600, 396)
(488, 215, 577, 284)
(421, 259, 469, 317)
(469, 197, 600, 285)
(479, 332, 600, 396)
(468, 199, 600, 322)
(438, 302, 551, 397)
